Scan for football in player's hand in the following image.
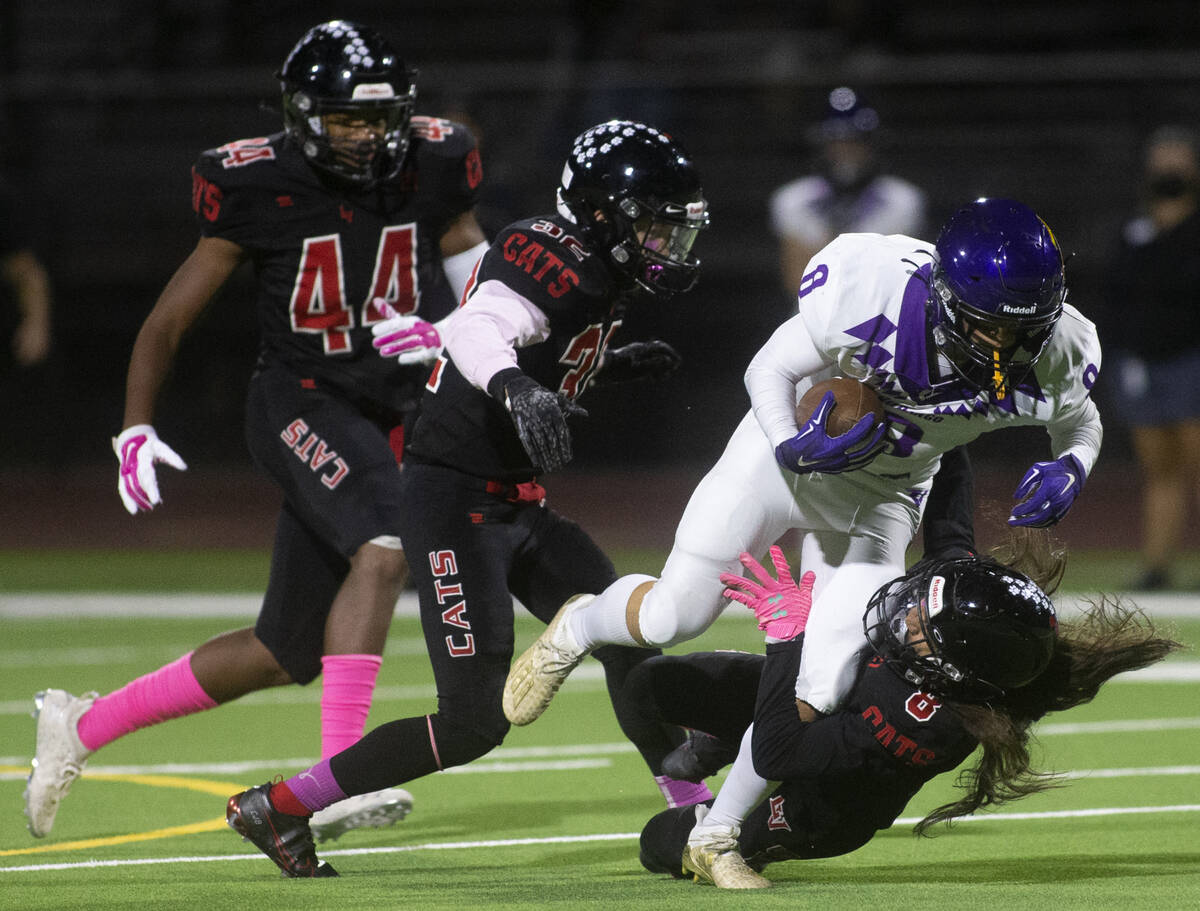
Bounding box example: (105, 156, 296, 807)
(796, 377, 885, 436)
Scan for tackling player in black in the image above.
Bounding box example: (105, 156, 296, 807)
(635, 539, 1181, 888)
(225, 120, 713, 877)
(25, 21, 488, 842)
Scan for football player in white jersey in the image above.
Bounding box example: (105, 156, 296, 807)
(503, 197, 1102, 886)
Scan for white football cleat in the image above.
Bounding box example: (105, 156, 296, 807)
(309, 787, 415, 843)
(503, 594, 593, 725)
(682, 809, 771, 889)
(24, 689, 97, 838)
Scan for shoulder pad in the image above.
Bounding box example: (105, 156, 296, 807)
(194, 133, 291, 184)
(404, 117, 481, 211)
(190, 134, 297, 240)
(410, 117, 478, 160)
(477, 217, 611, 309)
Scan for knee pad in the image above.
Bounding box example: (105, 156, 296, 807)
(637, 582, 722, 648)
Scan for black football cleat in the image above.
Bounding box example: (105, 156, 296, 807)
(661, 730, 740, 783)
(226, 783, 338, 878)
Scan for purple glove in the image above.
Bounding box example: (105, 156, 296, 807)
(370, 299, 443, 365)
(1008, 453, 1086, 527)
(719, 546, 816, 641)
(774, 390, 887, 475)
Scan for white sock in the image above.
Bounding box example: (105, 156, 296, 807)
(569, 574, 656, 649)
(689, 726, 774, 839)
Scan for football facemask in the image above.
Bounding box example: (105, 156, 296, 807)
(621, 198, 709, 296)
(289, 91, 415, 184)
(930, 270, 1062, 399)
(278, 21, 417, 185)
(863, 557, 1057, 703)
(556, 120, 708, 299)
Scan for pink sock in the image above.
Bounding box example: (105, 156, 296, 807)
(656, 775, 714, 808)
(76, 652, 217, 752)
(320, 653, 383, 758)
(281, 759, 347, 813)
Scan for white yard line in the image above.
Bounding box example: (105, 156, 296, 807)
(1037, 716, 1200, 735)
(3, 591, 1200, 619)
(0, 668, 614, 717)
(1, 747, 1197, 781)
(3, 804, 1200, 873)
(6, 657, 1195, 719)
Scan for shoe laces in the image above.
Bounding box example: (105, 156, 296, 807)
(691, 828, 740, 857)
(535, 639, 582, 675)
(536, 614, 584, 670)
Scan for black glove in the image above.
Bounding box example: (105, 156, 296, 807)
(491, 370, 587, 472)
(596, 340, 682, 384)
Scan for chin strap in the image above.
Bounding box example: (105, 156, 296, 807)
(991, 348, 1007, 400)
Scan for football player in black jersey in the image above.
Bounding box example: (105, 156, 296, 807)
(634, 540, 1180, 889)
(24, 21, 489, 842)
(224, 119, 712, 877)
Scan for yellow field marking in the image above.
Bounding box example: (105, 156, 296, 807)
(0, 767, 247, 857)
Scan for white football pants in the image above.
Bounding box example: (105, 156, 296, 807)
(578, 410, 922, 714)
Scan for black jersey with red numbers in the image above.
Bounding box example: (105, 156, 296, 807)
(754, 644, 979, 841)
(405, 213, 629, 481)
(191, 116, 481, 416)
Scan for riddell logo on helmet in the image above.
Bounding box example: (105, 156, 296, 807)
(351, 83, 395, 99)
(927, 575, 945, 617)
(1000, 303, 1037, 315)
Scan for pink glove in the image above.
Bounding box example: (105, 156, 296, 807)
(112, 424, 187, 515)
(719, 546, 815, 641)
(370, 299, 443, 365)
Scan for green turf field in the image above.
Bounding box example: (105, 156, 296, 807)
(1, 549, 1197, 909)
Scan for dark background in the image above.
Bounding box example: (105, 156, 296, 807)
(1, 0, 1198, 551)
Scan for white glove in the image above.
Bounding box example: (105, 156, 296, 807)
(370, 298, 443, 366)
(112, 424, 188, 515)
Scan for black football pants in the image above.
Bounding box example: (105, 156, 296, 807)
(329, 461, 677, 793)
(631, 650, 876, 874)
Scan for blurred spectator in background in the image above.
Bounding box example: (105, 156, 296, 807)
(768, 86, 926, 302)
(0, 177, 52, 374)
(0, 171, 56, 466)
(1102, 125, 1200, 591)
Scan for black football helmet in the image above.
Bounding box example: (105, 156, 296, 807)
(863, 557, 1058, 702)
(278, 21, 417, 185)
(929, 198, 1067, 398)
(557, 120, 709, 298)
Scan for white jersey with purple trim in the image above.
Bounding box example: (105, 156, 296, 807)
(747, 232, 1103, 503)
(576, 230, 1102, 719)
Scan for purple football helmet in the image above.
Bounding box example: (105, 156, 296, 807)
(930, 198, 1066, 397)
